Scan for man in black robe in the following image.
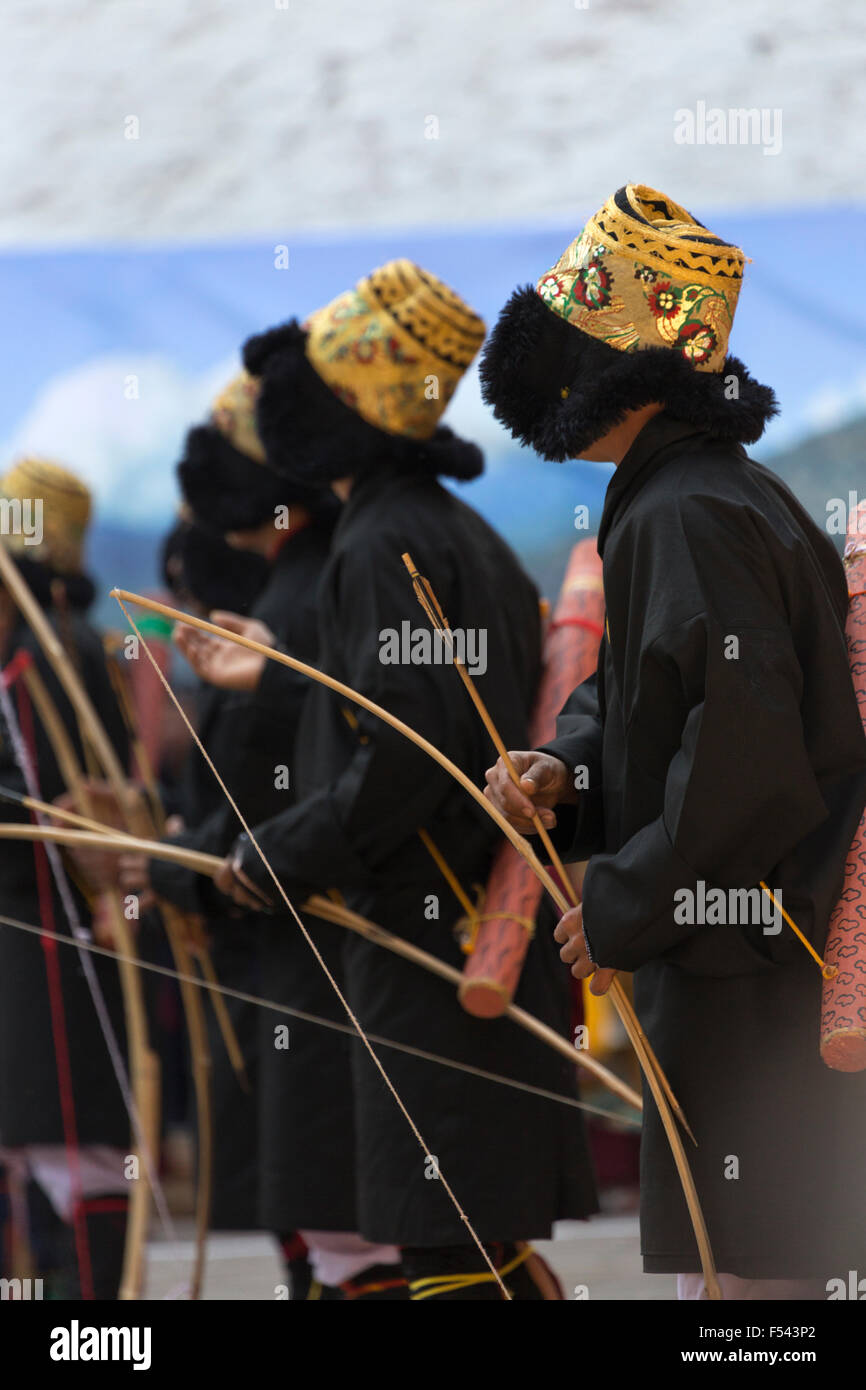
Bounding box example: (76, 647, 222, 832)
(118, 386, 399, 1297)
(0, 458, 130, 1299)
(481, 183, 866, 1298)
(146, 516, 270, 1239)
(188, 262, 598, 1300)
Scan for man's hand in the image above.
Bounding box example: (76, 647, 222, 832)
(54, 779, 129, 833)
(553, 904, 615, 994)
(174, 611, 275, 692)
(483, 751, 576, 834)
(214, 847, 275, 912)
(54, 785, 123, 892)
(53, 781, 152, 892)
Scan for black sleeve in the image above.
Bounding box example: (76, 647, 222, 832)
(582, 609, 828, 975)
(236, 535, 467, 899)
(149, 812, 231, 916)
(249, 647, 309, 723)
(149, 677, 308, 913)
(538, 669, 606, 861)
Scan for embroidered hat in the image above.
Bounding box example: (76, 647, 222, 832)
(240, 263, 487, 488)
(480, 184, 777, 460)
(210, 370, 268, 464)
(304, 260, 486, 440)
(0, 456, 91, 574)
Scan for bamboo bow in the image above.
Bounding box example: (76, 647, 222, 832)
(0, 545, 217, 1297)
(0, 546, 167, 1299)
(0, 899, 639, 1131)
(401, 551, 694, 1133)
(110, 586, 721, 1299)
(102, 632, 250, 1088)
(0, 806, 641, 1114)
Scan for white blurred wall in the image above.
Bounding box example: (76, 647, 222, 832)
(2, 0, 864, 246)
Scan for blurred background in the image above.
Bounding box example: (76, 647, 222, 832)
(1, 0, 864, 1298)
(1, 0, 864, 617)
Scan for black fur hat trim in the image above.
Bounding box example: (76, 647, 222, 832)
(176, 424, 295, 531)
(242, 321, 483, 487)
(479, 286, 778, 461)
(10, 553, 96, 613)
(161, 519, 269, 614)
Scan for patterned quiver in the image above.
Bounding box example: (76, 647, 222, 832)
(821, 499, 866, 1071)
(459, 540, 604, 1018)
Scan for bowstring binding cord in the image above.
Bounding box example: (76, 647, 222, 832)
(114, 595, 512, 1300)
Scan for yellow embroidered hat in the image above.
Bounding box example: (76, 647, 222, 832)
(210, 370, 268, 464)
(479, 184, 777, 460)
(0, 456, 91, 574)
(536, 184, 745, 371)
(303, 260, 486, 439)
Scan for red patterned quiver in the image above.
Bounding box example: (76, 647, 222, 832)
(821, 499, 866, 1071)
(459, 539, 605, 1018)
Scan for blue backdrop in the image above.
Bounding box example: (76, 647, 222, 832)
(1, 206, 864, 614)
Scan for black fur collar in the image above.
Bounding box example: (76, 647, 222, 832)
(479, 286, 778, 461)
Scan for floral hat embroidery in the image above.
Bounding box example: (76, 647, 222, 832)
(536, 185, 746, 372)
(211, 371, 269, 464)
(304, 260, 486, 439)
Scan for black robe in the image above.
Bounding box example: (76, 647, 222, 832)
(239, 467, 597, 1247)
(150, 521, 356, 1232)
(0, 615, 129, 1147)
(542, 412, 866, 1279)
